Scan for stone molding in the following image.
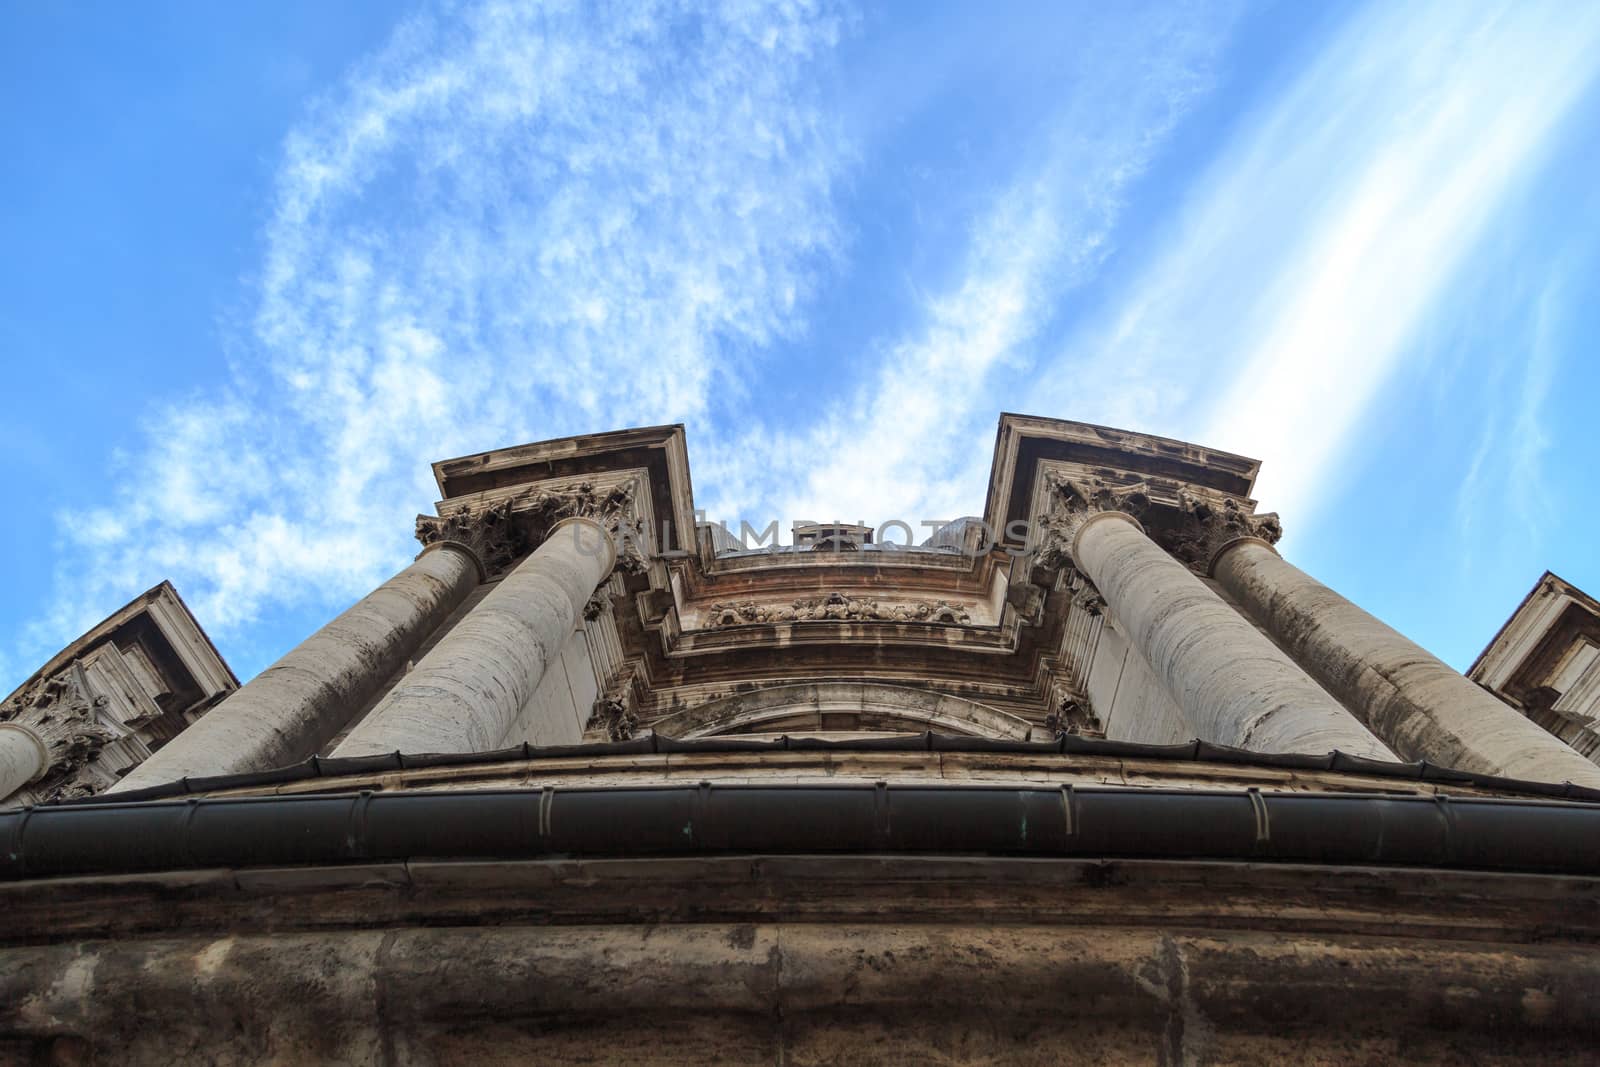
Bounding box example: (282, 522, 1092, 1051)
(649, 681, 1037, 740)
(707, 591, 974, 628)
(0, 662, 114, 799)
(416, 481, 640, 579)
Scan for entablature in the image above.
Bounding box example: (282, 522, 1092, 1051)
(984, 413, 1261, 549)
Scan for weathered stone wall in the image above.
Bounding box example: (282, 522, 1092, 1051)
(4, 854, 1598, 1066)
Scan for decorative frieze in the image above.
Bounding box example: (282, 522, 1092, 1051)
(1, 662, 115, 801)
(707, 591, 973, 628)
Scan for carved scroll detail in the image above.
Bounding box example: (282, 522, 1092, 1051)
(707, 592, 973, 628)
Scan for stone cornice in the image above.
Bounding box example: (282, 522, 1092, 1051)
(984, 415, 1263, 550)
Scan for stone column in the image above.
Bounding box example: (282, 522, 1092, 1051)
(333, 516, 618, 757)
(1206, 533, 1600, 787)
(0, 725, 46, 800)
(1, 664, 113, 802)
(111, 528, 491, 792)
(1041, 476, 1395, 759)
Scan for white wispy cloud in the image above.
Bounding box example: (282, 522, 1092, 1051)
(1454, 262, 1567, 556)
(699, 3, 1241, 531)
(20, 0, 852, 678)
(15, 0, 1597, 694)
(1046, 0, 1600, 530)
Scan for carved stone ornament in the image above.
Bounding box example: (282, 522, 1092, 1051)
(1158, 493, 1283, 576)
(416, 500, 521, 577)
(1004, 581, 1048, 625)
(416, 481, 642, 578)
(1, 661, 115, 799)
(586, 698, 638, 742)
(1045, 696, 1103, 738)
(708, 592, 973, 628)
(1070, 583, 1106, 617)
(1035, 473, 1153, 570)
(809, 538, 860, 552)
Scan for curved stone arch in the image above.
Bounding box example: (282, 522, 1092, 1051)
(650, 682, 1038, 740)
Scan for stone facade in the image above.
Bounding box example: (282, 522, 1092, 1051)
(1472, 571, 1600, 763)
(4, 416, 1600, 1064)
(0, 581, 236, 806)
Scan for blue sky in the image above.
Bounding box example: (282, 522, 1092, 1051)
(4, 0, 1599, 692)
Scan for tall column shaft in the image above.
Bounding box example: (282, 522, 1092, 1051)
(113, 545, 481, 792)
(1075, 513, 1395, 759)
(333, 517, 615, 757)
(0, 725, 46, 801)
(1211, 540, 1600, 786)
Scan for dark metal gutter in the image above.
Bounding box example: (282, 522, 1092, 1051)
(65, 731, 1600, 806)
(6, 783, 1600, 882)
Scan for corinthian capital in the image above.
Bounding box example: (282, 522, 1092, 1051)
(1035, 473, 1153, 570)
(1158, 493, 1282, 575)
(416, 500, 519, 578)
(417, 481, 643, 579)
(1, 662, 114, 796)
(519, 481, 637, 538)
